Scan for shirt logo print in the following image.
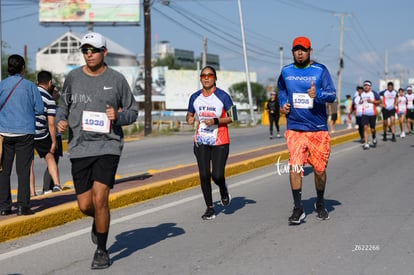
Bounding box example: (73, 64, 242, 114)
(103, 86, 113, 90)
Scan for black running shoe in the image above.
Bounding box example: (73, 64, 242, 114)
(91, 220, 97, 245)
(220, 186, 231, 206)
(91, 249, 111, 269)
(201, 208, 216, 220)
(288, 207, 305, 224)
(314, 203, 330, 220)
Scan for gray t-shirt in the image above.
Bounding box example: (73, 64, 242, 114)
(56, 66, 138, 159)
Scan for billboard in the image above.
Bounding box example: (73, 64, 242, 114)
(165, 69, 257, 110)
(39, 0, 140, 24)
(379, 79, 400, 91)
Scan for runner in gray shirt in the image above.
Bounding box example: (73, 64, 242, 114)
(56, 32, 138, 270)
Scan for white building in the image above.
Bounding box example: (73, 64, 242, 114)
(36, 31, 138, 82)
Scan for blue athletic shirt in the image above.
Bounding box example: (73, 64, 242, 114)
(278, 62, 336, 131)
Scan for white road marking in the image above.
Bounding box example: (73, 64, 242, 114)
(0, 143, 360, 261)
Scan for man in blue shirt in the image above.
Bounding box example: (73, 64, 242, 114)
(278, 36, 336, 225)
(0, 54, 44, 216)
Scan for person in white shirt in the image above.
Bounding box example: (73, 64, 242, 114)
(405, 86, 414, 135)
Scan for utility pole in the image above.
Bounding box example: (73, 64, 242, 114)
(279, 46, 283, 74)
(334, 13, 350, 109)
(144, 0, 152, 135)
(237, 0, 255, 125)
(202, 37, 207, 68)
(385, 49, 389, 81)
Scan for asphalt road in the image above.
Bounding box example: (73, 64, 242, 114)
(13, 125, 288, 192)
(1, 132, 413, 274)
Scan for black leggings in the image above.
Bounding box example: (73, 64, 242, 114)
(269, 114, 280, 135)
(193, 143, 229, 208)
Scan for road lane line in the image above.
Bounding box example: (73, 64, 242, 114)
(0, 143, 360, 261)
(0, 171, 275, 261)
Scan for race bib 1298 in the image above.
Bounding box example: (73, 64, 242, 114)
(82, 111, 110, 133)
(293, 93, 314, 109)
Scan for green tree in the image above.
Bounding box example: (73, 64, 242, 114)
(228, 82, 268, 112)
(153, 53, 195, 70)
(1, 50, 63, 88)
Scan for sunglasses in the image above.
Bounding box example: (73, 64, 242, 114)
(200, 73, 215, 80)
(81, 47, 104, 54)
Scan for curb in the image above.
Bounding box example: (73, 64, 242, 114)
(0, 129, 361, 242)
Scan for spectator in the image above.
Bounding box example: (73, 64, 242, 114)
(43, 85, 64, 193)
(267, 91, 281, 139)
(0, 54, 44, 216)
(30, 71, 63, 196)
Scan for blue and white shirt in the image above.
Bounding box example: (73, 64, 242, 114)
(278, 62, 336, 131)
(187, 87, 234, 146)
(35, 86, 56, 140)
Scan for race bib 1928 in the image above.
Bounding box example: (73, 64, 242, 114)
(82, 111, 110, 133)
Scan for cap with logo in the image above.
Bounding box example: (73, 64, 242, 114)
(80, 32, 107, 49)
(292, 36, 311, 50)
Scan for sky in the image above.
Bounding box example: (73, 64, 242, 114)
(2, 0, 414, 99)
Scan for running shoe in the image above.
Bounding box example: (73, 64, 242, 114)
(269, 135, 273, 140)
(363, 143, 370, 150)
(201, 208, 216, 220)
(91, 220, 97, 244)
(91, 249, 111, 269)
(220, 186, 231, 206)
(314, 202, 330, 220)
(400, 131, 406, 138)
(288, 207, 305, 225)
(371, 138, 377, 148)
(52, 185, 62, 192)
(383, 133, 387, 141)
(391, 135, 396, 142)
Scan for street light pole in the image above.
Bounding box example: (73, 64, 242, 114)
(237, 0, 255, 125)
(279, 46, 283, 74)
(144, 0, 152, 135)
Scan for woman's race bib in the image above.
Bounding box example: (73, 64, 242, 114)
(196, 121, 218, 145)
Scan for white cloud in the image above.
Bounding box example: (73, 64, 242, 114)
(357, 51, 380, 65)
(395, 39, 414, 52)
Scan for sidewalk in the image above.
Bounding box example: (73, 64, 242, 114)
(0, 127, 361, 242)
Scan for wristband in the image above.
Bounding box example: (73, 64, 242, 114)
(214, 118, 219, 125)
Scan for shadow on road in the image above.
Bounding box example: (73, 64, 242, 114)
(109, 222, 185, 263)
(214, 196, 257, 216)
(302, 197, 342, 215)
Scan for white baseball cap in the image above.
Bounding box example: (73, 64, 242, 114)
(80, 32, 107, 49)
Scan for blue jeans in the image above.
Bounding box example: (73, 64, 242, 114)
(0, 134, 34, 209)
